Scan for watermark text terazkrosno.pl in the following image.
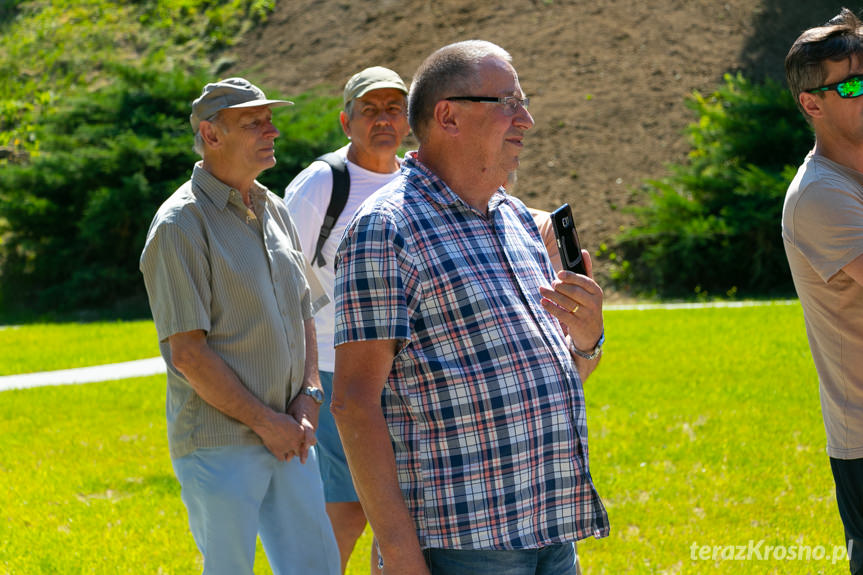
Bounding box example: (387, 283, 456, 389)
(690, 540, 852, 565)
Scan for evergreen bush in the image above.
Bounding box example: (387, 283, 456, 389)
(0, 0, 275, 160)
(0, 66, 344, 316)
(0, 66, 205, 314)
(611, 73, 813, 298)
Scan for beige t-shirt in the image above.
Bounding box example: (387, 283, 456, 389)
(782, 152, 863, 459)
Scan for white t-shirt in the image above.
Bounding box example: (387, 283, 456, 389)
(284, 144, 403, 371)
(783, 151, 863, 459)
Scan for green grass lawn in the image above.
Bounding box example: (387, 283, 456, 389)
(580, 302, 841, 574)
(0, 321, 159, 375)
(0, 303, 844, 574)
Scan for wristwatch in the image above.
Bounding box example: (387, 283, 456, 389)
(568, 328, 605, 360)
(301, 386, 325, 405)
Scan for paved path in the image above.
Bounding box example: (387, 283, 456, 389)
(0, 357, 167, 392)
(0, 299, 798, 393)
(604, 299, 796, 311)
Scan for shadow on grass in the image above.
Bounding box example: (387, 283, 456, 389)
(0, 297, 152, 326)
(135, 474, 180, 496)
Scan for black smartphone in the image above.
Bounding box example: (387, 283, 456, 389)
(550, 203, 587, 275)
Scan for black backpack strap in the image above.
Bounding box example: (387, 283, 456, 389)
(311, 152, 350, 267)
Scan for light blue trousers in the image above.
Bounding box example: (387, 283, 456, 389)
(172, 444, 340, 575)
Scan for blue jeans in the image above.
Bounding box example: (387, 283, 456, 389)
(172, 444, 339, 575)
(423, 543, 581, 575)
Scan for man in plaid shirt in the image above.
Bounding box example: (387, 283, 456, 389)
(332, 40, 609, 575)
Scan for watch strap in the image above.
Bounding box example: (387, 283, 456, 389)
(301, 386, 325, 405)
(568, 328, 604, 360)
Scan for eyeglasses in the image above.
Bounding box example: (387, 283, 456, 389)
(445, 95, 530, 115)
(807, 74, 863, 98)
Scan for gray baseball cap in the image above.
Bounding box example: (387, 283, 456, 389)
(343, 67, 408, 108)
(190, 77, 293, 132)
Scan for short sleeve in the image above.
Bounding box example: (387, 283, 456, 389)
(140, 221, 211, 342)
(333, 211, 415, 349)
(283, 161, 334, 259)
(792, 183, 863, 282)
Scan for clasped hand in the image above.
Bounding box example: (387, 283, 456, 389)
(259, 395, 319, 464)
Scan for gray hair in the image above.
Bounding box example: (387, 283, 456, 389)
(408, 40, 512, 142)
(192, 111, 225, 157)
(786, 8, 863, 120)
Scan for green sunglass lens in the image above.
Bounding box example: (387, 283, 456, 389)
(838, 78, 863, 98)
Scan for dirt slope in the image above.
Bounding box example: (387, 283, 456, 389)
(227, 0, 847, 254)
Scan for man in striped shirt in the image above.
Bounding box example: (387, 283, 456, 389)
(333, 42, 609, 575)
(140, 78, 339, 575)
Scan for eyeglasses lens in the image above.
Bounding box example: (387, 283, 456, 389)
(839, 78, 863, 98)
(503, 97, 529, 114)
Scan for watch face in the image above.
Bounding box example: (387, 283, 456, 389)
(304, 387, 324, 404)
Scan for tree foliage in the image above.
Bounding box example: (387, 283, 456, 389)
(0, 67, 204, 313)
(0, 0, 275, 160)
(0, 66, 344, 316)
(0, 0, 347, 318)
(612, 73, 813, 298)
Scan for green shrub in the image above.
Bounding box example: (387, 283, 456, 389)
(0, 66, 206, 314)
(612, 73, 813, 298)
(0, 0, 24, 23)
(0, 0, 275, 159)
(0, 64, 346, 316)
(0, 0, 349, 318)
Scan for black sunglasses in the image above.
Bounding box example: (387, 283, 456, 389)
(807, 74, 863, 98)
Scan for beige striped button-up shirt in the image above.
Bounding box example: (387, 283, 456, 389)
(141, 163, 325, 459)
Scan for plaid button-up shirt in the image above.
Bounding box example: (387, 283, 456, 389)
(334, 153, 609, 550)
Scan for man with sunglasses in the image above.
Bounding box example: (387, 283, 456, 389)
(784, 9, 863, 574)
(332, 41, 608, 575)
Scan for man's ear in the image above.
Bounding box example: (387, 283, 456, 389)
(434, 100, 460, 135)
(199, 120, 223, 149)
(339, 110, 351, 139)
(799, 91, 825, 120)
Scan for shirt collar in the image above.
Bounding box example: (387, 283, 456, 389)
(403, 151, 512, 215)
(811, 152, 863, 186)
(191, 162, 269, 212)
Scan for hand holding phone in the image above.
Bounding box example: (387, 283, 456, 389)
(550, 203, 587, 275)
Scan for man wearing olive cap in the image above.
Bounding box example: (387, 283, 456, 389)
(140, 77, 339, 575)
(284, 66, 410, 573)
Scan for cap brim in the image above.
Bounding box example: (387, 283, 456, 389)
(227, 99, 294, 109)
(354, 82, 409, 99)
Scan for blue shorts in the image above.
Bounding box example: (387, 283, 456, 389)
(317, 370, 359, 502)
(171, 444, 339, 575)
